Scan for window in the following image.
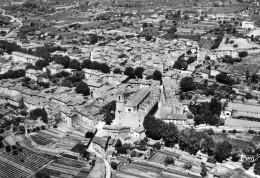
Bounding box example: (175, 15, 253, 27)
(119, 96, 121, 100)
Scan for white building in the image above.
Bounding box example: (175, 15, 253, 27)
(242, 21, 255, 29)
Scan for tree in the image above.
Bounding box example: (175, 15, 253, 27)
(254, 161, 260, 175)
(75, 81, 90, 96)
(0, 136, 4, 148)
(117, 146, 127, 154)
(54, 55, 70, 68)
(35, 60, 49, 70)
(153, 142, 161, 150)
(164, 156, 174, 165)
(214, 141, 232, 163)
(115, 139, 122, 150)
(101, 101, 116, 125)
(82, 59, 92, 69)
(251, 74, 259, 84)
(187, 57, 196, 64)
(183, 162, 192, 170)
(153, 70, 162, 81)
(231, 152, 240, 162)
(89, 34, 99, 44)
(13, 150, 18, 155)
(134, 67, 144, 79)
(209, 98, 221, 116)
(69, 59, 81, 70)
(168, 26, 177, 35)
(216, 73, 234, 86)
(124, 67, 134, 78)
(41, 125, 45, 130)
(245, 93, 253, 100)
(19, 97, 26, 109)
(131, 150, 136, 157)
(30, 108, 43, 120)
(162, 123, 179, 147)
(239, 51, 248, 58)
(5, 146, 11, 152)
(143, 115, 164, 140)
(200, 162, 207, 177)
(55, 71, 70, 78)
(111, 161, 117, 170)
(53, 124, 57, 128)
(173, 58, 188, 70)
(41, 107, 48, 124)
(35, 172, 50, 178)
(225, 37, 230, 44)
(180, 77, 195, 92)
(85, 131, 94, 138)
(243, 161, 253, 170)
(0, 128, 4, 133)
(99, 63, 110, 73)
(201, 135, 215, 156)
(113, 68, 122, 74)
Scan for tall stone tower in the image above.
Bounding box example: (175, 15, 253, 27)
(116, 90, 125, 112)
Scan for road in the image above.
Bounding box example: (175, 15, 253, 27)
(88, 144, 111, 178)
(1, 9, 23, 39)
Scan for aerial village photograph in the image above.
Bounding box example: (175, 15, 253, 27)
(1, 0, 260, 178)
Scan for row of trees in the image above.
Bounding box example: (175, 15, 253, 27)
(0, 69, 25, 80)
(29, 108, 48, 123)
(81, 59, 110, 73)
(143, 114, 233, 163)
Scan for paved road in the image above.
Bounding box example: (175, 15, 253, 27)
(88, 144, 111, 178)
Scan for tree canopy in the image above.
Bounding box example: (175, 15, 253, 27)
(124, 67, 135, 78)
(69, 59, 81, 70)
(101, 101, 116, 125)
(180, 77, 195, 92)
(134, 67, 144, 79)
(75, 81, 90, 96)
(214, 140, 232, 163)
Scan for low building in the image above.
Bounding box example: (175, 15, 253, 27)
(242, 20, 255, 29)
(102, 125, 130, 139)
(161, 113, 187, 126)
(131, 127, 145, 140)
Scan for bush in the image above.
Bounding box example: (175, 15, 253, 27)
(85, 131, 94, 138)
(41, 125, 45, 130)
(131, 150, 136, 157)
(153, 142, 161, 150)
(242, 161, 253, 170)
(53, 124, 57, 128)
(183, 162, 192, 170)
(231, 152, 240, 162)
(5, 146, 11, 152)
(111, 161, 117, 170)
(164, 156, 174, 165)
(13, 150, 18, 155)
